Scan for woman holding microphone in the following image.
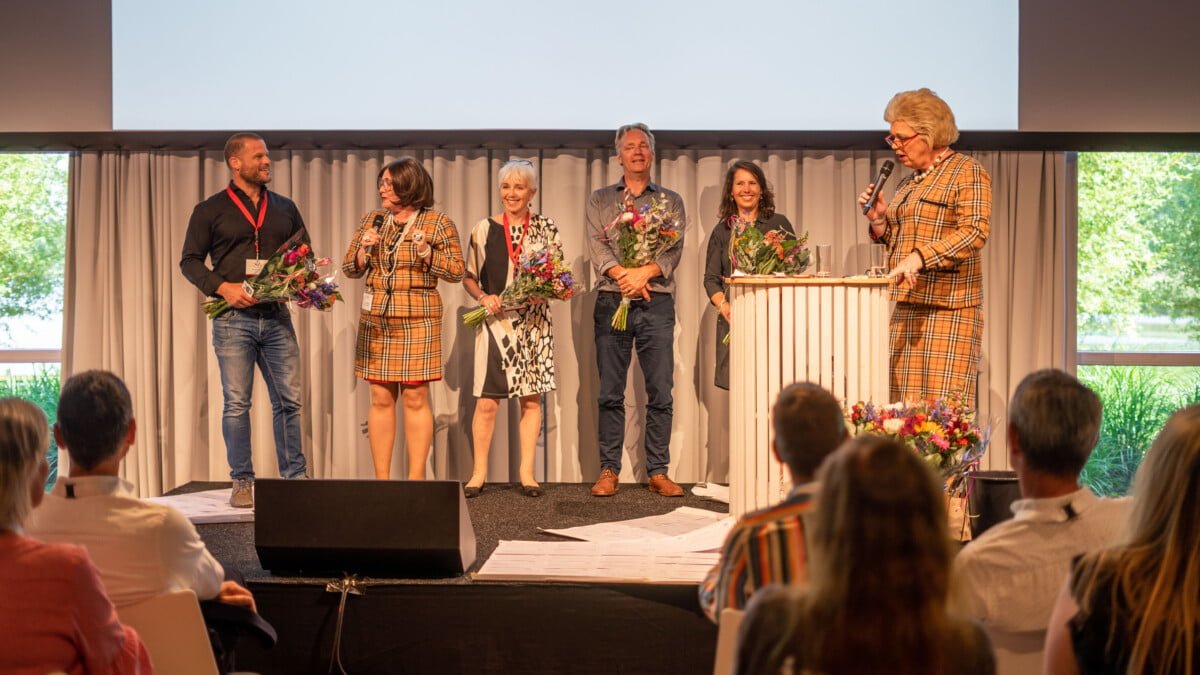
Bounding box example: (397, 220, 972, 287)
(858, 88, 991, 407)
(343, 158, 464, 479)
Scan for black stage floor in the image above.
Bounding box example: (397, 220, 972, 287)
(184, 481, 729, 674)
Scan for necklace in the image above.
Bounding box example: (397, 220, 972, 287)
(501, 211, 529, 279)
(912, 149, 953, 183)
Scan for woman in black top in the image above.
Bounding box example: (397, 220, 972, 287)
(1044, 404, 1200, 675)
(702, 161, 796, 390)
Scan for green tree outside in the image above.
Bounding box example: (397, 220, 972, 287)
(1077, 152, 1200, 349)
(1147, 155, 1200, 338)
(0, 153, 68, 319)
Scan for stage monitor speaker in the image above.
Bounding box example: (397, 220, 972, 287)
(253, 479, 476, 578)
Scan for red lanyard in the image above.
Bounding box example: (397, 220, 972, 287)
(501, 211, 528, 276)
(226, 186, 269, 258)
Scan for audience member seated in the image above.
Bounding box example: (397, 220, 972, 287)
(1044, 403, 1200, 675)
(736, 436, 996, 675)
(26, 370, 264, 671)
(0, 397, 152, 674)
(952, 369, 1131, 674)
(699, 382, 847, 623)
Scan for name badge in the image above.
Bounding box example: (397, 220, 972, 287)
(361, 293, 372, 312)
(245, 259, 267, 276)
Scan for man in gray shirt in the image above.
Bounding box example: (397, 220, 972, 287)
(585, 122, 686, 497)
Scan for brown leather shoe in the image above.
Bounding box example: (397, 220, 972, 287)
(590, 468, 619, 497)
(648, 474, 684, 497)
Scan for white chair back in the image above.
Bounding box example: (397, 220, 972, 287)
(117, 589, 219, 675)
(713, 607, 746, 675)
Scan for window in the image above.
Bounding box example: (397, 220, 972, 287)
(1073, 152, 1200, 496)
(0, 152, 68, 488)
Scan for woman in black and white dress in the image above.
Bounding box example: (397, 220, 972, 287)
(462, 159, 561, 498)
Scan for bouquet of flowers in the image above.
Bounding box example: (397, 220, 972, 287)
(721, 221, 810, 344)
(729, 218, 810, 276)
(202, 229, 343, 319)
(846, 399, 989, 495)
(462, 240, 575, 328)
(604, 194, 683, 330)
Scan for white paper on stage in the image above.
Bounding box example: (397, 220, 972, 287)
(690, 482, 730, 504)
(474, 540, 720, 584)
(146, 489, 255, 524)
(539, 506, 730, 549)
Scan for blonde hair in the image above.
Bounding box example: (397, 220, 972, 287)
(497, 159, 538, 191)
(1073, 404, 1200, 673)
(0, 398, 50, 531)
(884, 88, 960, 148)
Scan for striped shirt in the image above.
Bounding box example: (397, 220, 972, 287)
(699, 482, 818, 623)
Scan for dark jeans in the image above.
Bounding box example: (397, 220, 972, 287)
(593, 292, 674, 476)
(211, 304, 306, 480)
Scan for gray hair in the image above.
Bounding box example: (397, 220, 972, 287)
(1008, 369, 1102, 477)
(0, 398, 49, 531)
(614, 122, 656, 154)
(498, 159, 538, 190)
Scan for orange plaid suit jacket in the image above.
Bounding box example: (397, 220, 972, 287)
(342, 208, 465, 318)
(874, 152, 991, 309)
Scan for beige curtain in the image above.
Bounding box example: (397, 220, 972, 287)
(974, 151, 1071, 470)
(65, 147, 1064, 496)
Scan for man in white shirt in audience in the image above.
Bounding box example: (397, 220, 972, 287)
(952, 368, 1131, 675)
(27, 369, 256, 611)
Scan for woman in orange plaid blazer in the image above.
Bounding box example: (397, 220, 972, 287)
(343, 158, 464, 479)
(858, 88, 991, 408)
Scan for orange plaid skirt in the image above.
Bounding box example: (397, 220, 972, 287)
(355, 313, 443, 382)
(889, 303, 982, 407)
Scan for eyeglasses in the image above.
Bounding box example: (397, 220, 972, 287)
(378, 179, 394, 190)
(884, 133, 922, 148)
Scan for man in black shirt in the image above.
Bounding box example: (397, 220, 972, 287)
(180, 132, 308, 507)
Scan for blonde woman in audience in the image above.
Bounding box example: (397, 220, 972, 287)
(735, 436, 994, 675)
(1044, 403, 1200, 675)
(0, 398, 152, 674)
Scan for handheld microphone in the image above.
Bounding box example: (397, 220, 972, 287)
(364, 214, 385, 263)
(861, 160, 895, 215)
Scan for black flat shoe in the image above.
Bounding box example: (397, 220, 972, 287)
(520, 484, 542, 498)
(463, 484, 483, 499)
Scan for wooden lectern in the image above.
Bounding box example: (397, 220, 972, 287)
(727, 276, 891, 518)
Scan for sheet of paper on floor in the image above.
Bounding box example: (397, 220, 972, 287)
(474, 540, 720, 584)
(146, 488, 255, 524)
(540, 505, 733, 550)
(690, 482, 729, 503)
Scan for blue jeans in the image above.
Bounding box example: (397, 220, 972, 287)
(211, 304, 306, 480)
(593, 292, 674, 476)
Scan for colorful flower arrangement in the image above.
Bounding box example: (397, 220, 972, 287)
(847, 399, 989, 495)
(462, 240, 575, 328)
(203, 229, 343, 319)
(604, 193, 683, 330)
(729, 218, 810, 276)
(721, 221, 811, 345)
